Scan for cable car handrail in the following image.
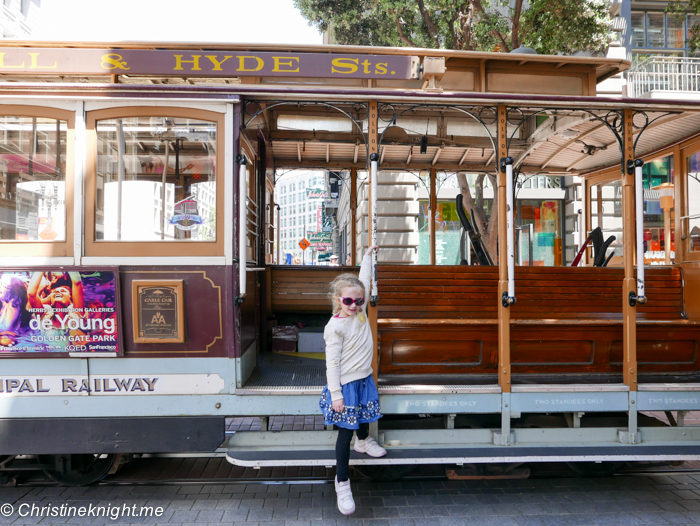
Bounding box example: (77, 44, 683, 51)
(236, 154, 247, 306)
(628, 158, 647, 306)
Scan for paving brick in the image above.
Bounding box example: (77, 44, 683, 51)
(167, 511, 198, 523)
(465, 517, 520, 526)
(397, 507, 426, 518)
(244, 509, 273, 521)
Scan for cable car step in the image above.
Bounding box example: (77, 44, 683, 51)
(225, 430, 700, 467)
(226, 444, 700, 467)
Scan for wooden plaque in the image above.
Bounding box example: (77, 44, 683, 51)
(132, 280, 185, 343)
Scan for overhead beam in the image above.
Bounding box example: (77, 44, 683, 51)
(270, 131, 525, 149)
(431, 147, 442, 166)
(275, 159, 559, 173)
(486, 151, 495, 166)
(459, 148, 470, 166)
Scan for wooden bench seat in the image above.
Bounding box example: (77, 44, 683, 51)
(376, 265, 700, 378)
(269, 266, 359, 314)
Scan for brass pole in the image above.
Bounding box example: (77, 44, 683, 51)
(622, 109, 638, 390)
(497, 105, 511, 393)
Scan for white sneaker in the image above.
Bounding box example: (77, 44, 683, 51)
(354, 436, 387, 457)
(335, 476, 355, 515)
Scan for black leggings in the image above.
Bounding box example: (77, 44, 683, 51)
(335, 423, 369, 482)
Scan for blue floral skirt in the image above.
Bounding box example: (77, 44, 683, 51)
(319, 374, 382, 430)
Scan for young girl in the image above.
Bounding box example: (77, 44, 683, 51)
(319, 245, 386, 516)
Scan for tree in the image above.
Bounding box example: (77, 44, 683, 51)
(456, 172, 498, 263)
(294, 0, 612, 55)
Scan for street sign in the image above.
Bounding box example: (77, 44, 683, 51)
(307, 232, 332, 243)
(299, 238, 310, 250)
(306, 188, 328, 200)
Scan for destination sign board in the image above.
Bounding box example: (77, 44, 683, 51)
(0, 48, 419, 79)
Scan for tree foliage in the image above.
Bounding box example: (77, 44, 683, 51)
(294, 0, 612, 55)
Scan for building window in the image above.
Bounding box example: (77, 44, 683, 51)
(632, 12, 645, 48)
(668, 14, 686, 49)
(632, 10, 695, 52)
(647, 12, 666, 48)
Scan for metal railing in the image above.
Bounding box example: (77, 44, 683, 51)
(0, 4, 32, 38)
(627, 55, 700, 98)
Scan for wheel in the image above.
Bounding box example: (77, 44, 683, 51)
(566, 461, 625, 477)
(354, 464, 417, 481)
(0, 456, 13, 486)
(37, 454, 118, 486)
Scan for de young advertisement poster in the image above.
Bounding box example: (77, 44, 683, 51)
(0, 269, 121, 356)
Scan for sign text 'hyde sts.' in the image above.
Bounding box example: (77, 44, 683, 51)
(0, 48, 419, 79)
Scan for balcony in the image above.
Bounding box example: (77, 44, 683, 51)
(627, 55, 700, 98)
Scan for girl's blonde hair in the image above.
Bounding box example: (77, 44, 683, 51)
(329, 273, 365, 314)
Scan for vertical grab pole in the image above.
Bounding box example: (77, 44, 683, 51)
(500, 157, 516, 306)
(622, 109, 639, 399)
(369, 153, 379, 306)
(160, 141, 170, 241)
(235, 155, 247, 305)
(629, 158, 647, 305)
(275, 204, 281, 265)
(117, 119, 126, 241)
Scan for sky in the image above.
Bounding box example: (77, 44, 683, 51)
(30, 0, 323, 45)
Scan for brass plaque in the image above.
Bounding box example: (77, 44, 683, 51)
(132, 280, 185, 343)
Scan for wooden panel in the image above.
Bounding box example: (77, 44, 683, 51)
(378, 265, 498, 320)
(511, 340, 594, 365)
(379, 327, 497, 375)
(375, 265, 692, 377)
(488, 72, 583, 95)
(270, 265, 358, 314)
(390, 339, 482, 365)
(610, 326, 700, 371)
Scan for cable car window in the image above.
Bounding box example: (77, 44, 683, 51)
(0, 116, 67, 242)
(94, 116, 216, 242)
(590, 180, 624, 265)
(686, 152, 700, 253)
